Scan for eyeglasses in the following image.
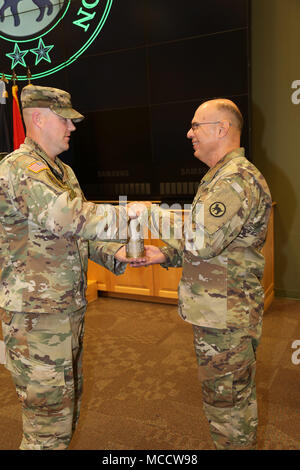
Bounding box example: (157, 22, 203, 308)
(190, 120, 232, 131)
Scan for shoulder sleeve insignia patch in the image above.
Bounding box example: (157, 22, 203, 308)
(209, 202, 226, 218)
(27, 161, 48, 173)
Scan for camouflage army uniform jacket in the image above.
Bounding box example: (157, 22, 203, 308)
(0, 138, 127, 314)
(141, 148, 272, 330)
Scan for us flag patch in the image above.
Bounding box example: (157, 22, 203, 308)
(27, 161, 48, 173)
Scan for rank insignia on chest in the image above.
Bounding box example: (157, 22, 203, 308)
(68, 189, 77, 200)
(27, 161, 48, 173)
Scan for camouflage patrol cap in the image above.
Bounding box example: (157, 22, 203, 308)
(21, 85, 84, 123)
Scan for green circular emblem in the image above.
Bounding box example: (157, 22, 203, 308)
(0, 0, 113, 80)
(209, 202, 226, 218)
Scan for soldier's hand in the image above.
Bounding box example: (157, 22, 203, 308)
(114, 245, 147, 265)
(142, 245, 167, 266)
(127, 201, 152, 219)
(114, 245, 166, 267)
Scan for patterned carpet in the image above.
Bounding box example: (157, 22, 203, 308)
(0, 296, 300, 450)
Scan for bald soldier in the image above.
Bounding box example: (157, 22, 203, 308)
(0, 85, 133, 450)
(132, 99, 272, 450)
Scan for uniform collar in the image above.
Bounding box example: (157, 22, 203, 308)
(200, 147, 245, 185)
(23, 137, 65, 179)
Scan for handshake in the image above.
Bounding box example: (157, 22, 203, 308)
(115, 201, 167, 267)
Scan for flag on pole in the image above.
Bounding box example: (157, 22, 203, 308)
(0, 79, 12, 158)
(12, 84, 25, 150)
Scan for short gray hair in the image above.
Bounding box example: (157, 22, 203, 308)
(216, 101, 244, 132)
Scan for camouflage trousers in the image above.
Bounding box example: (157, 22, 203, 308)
(1, 307, 86, 450)
(192, 324, 261, 450)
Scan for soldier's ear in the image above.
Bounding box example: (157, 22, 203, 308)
(32, 110, 43, 129)
(218, 120, 230, 138)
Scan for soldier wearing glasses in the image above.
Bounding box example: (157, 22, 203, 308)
(135, 98, 272, 450)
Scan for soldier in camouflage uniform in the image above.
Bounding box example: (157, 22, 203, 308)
(0, 85, 131, 450)
(134, 99, 272, 450)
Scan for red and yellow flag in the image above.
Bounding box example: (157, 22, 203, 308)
(0, 79, 12, 156)
(12, 85, 25, 150)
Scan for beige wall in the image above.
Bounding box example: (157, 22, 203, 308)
(251, 0, 300, 298)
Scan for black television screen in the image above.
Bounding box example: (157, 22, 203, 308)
(0, 0, 250, 203)
(71, 0, 251, 203)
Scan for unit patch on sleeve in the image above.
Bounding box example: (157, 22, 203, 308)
(209, 202, 226, 218)
(204, 182, 243, 235)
